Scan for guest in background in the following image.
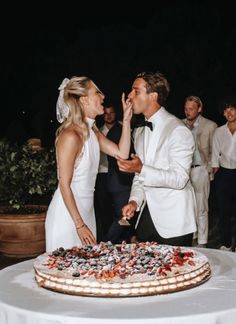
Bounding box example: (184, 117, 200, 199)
(95, 104, 135, 243)
(211, 97, 236, 251)
(94, 105, 116, 241)
(104, 105, 135, 244)
(117, 71, 197, 247)
(183, 96, 217, 247)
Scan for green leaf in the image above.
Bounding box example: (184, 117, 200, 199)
(0, 139, 57, 209)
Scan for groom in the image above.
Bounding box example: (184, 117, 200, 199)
(117, 71, 197, 246)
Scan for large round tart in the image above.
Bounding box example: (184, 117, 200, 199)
(34, 241, 211, 297)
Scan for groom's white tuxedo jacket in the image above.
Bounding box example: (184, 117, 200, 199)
(130, 107, 197, 238)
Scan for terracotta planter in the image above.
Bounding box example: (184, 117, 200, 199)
(0, 205, 47, 258)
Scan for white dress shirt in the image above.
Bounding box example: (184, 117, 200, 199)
(211, 123, 236, 169)
(98, 124, 109, 173)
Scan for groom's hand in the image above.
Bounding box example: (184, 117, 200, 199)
(116, 154, 142, 173)
(122, 201, 137, 219)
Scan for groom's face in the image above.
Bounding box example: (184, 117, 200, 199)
(128, 78, 152, 115)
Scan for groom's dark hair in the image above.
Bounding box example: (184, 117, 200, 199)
(136, 71, 170, 106)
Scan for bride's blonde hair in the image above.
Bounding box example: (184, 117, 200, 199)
(55, 76, 91, 145)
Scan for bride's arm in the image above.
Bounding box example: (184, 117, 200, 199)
(96, 93, 132, 159)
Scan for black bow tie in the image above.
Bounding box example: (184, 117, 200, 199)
(134, 120, 153, 131)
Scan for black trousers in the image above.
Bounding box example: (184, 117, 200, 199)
(104, 190, 136, 244)
(94, 173, 114, 242)
(136, 204, 193, 247)
(214, 167, 236, 247)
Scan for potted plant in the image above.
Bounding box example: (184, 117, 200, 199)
(0, 139, 57, 258)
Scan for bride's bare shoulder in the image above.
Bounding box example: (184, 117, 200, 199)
(57, 127, 83, 146)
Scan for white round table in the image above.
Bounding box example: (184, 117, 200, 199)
(0, 248, 236, 324)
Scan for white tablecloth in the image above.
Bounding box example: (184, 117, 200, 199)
(0, 248, 236, 324)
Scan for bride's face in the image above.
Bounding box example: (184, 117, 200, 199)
(83, 81, 105, 118)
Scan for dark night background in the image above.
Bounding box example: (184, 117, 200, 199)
(1, 2, 236, 147)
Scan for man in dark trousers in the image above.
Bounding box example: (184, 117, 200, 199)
(211, 97, 236, 251)
(94, 105, 116, 241)
(95, 104, 135, 243)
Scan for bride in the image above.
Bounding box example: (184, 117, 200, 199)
(45, 76, 132, 251)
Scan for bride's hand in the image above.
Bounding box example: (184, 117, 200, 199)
(122, 92, 133, 122)
(76, 224, 97, 246)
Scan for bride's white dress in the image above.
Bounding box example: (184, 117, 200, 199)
(45, 118, 99, 252)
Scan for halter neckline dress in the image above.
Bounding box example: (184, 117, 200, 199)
(45, 118, 99, 252)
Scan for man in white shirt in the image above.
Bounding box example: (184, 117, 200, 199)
(211, 97, 236, 251)
(117, 71, 197, 247)
(183, 96, 217, 248)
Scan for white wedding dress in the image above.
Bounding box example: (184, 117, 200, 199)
(45, 118, 99, 252)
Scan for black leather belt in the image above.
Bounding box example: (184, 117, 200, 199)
(191, 165, 201, 168)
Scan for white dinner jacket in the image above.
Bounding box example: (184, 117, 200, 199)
(130, 107, 197, 238)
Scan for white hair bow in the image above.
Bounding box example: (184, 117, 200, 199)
(56, 78, 70, 123)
